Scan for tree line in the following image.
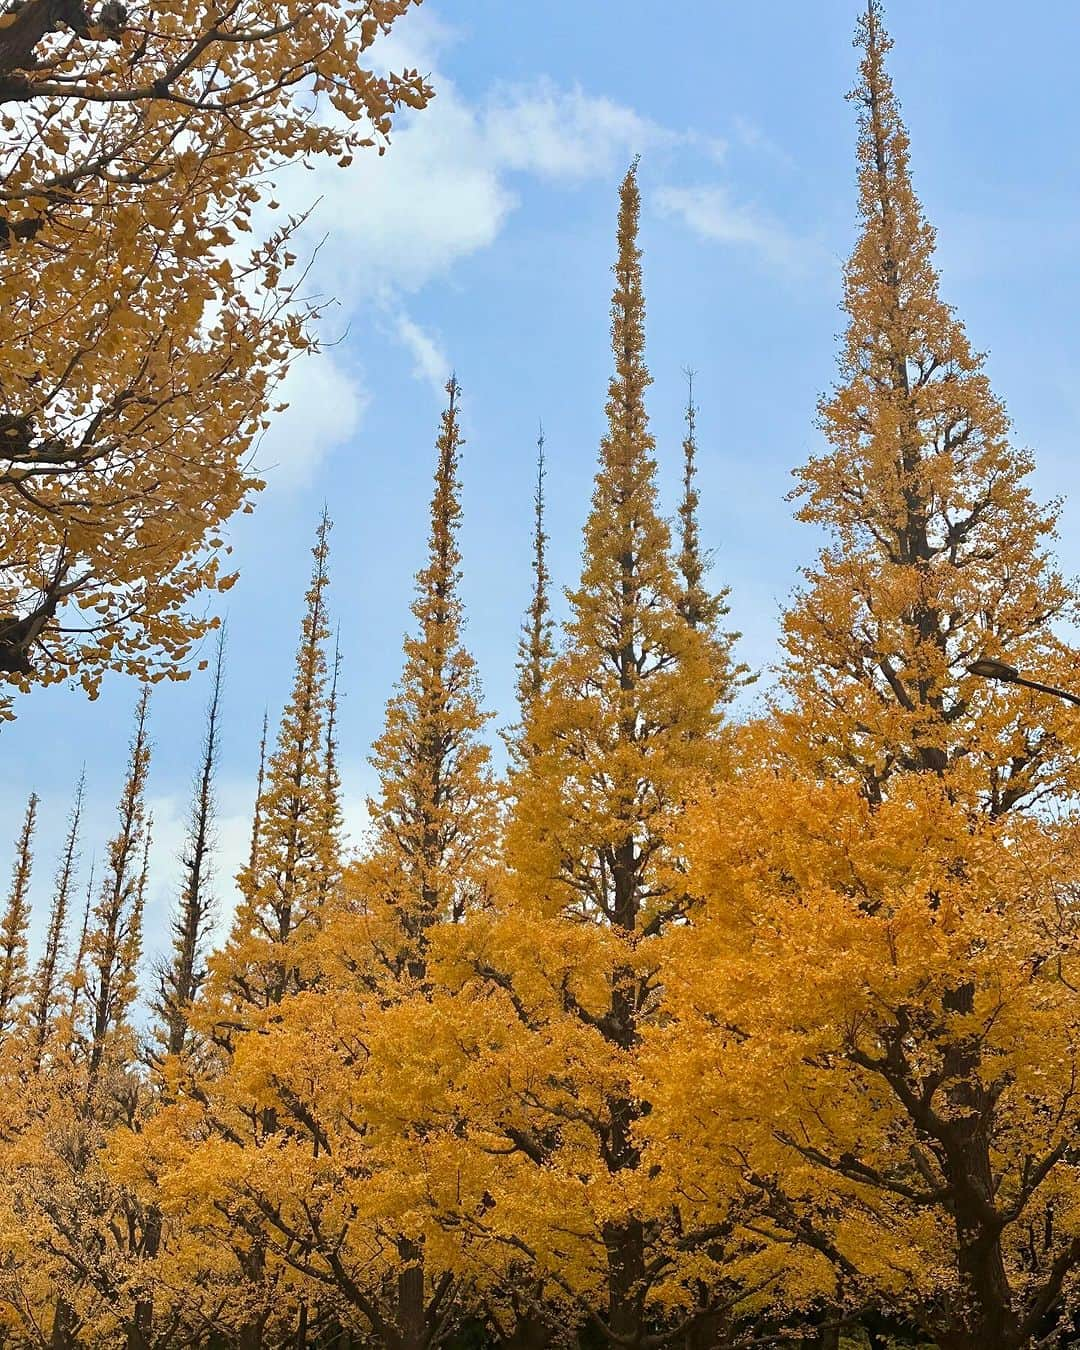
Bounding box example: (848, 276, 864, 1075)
(3, 2, 1080, 1348)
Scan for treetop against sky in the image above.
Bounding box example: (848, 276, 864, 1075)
(3, 0, 1079, 969)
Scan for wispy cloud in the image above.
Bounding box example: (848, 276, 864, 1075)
(654, 183, 817, 274)
(266, 2, 807, 416)
(392, 311, 451, 398)
(253, 351, 369, 485)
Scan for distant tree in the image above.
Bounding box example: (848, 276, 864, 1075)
(0, 790, 37, 1037)
(29, 770, 84, 1057)
(154, 628, 226, 1062)
(439, 165, 743, 1345)
(206, 511, 339, 1029)
(509, 423, 555, 759)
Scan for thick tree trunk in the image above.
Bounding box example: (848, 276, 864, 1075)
(500, 1316, 553, 1350)
(682, 1307, 732, 1349)
(935, 984, 1020, 1350)
(237, 1238, 267, 1350)
(397, 1238, 427, 1350)
(126, 1203, 161, 1350)
(48, 1300, 75, 1350)
(602, 1214, 646, 1343)
(294, 1299, 308, 1348)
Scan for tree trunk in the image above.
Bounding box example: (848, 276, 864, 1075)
(397, 1237, 427, 1350)
(500, 1317, 553, 1350)
(126, 1203, 161, 1350)
(603, 1215, 646, 1344)
(237, 1237, 267, 1350)
(48, 1300, 75, 1350)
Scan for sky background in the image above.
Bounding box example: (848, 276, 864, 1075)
(4, 0, 1080, 977)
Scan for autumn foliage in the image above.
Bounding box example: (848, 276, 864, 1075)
(3, 3, 1080, 1349)
(0, 0, 430, 712)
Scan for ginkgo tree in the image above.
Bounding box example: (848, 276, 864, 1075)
(649, 770, 1080, 1350)
(3, 1, 1080, 1346)
(647, 6, 1080, 1350)
(776, 0, 1078, 814)
(0, 0, 431, 712)
(411, 163, 746, 1347)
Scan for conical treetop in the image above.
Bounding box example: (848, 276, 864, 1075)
(779, 0, 1074, 811)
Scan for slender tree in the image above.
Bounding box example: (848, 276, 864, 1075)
(209, 511, 338, 1025)
(155, 631, 226, 1060)
(777, 0, 1076, 814)
(64, 859, 94, 1036)
(314, 630, 344, 909)
(0, 790, 38, 1038)
(676, 372, 714, 631)
(29, 770, 85, 1056)
(316, 378, 498, 1347)
(85, 689, 151, 1082)
(514, 423, 556, 728)
(249, 707, 270, 875)
(449, 164, 740, 1344)
(358, 377, 498, 985)
(126, 531, 340, 1350)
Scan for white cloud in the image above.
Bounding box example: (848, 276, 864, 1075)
(296, 50, 675, 303)
(369, 4, 455, 79)
(265, 3, 800, 416)
(482, 79, 674, 180)
(733, 115, 795, 169)
(393, 310, 451, 397)
(300, 84, 512, 298)
(254, 351, 368, 484)
(654, 183, 813, 273)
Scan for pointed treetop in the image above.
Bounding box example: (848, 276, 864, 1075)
(677, 369, 708, 629)
(0, 790, 39, 1038)
(249, 707, 270, 875)
(86, 687, 153, 1078)
(211, 512, 338, 1016)
(315, 627, 344, 907)
(778, 0, 1072, 813)
(420, 375, 465, 623)
(608, 159, 651, 440)
(515, 421, 555, 721)
(156, 629, 226, 1060)
(840, 0, 944, 386)
(66, 855, 95, 1030)
(508, 165, 731, 938)
(30, 769, 85, 1052)
(361, 377, 496, 978)
(566, 157, 674, 659)
(674, 371, 745, 702)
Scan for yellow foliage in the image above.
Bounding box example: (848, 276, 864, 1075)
(0, 0, 431, 713)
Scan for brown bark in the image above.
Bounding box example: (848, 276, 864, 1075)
(397, 1238, 427, 1350)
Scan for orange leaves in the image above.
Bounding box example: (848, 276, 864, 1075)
(775, 1, 1078, 817)
(647, 763, 1080, 1343)
(0, 0, 431, 707)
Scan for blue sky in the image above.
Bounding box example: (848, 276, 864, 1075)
(5, 0, 1080, 969)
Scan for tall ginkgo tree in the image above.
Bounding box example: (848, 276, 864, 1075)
(183, 381, 502, 1349)
(116, 524, 342, 1349)
(650, 8, 1080, 1350)
(418, 164, 745, 1345)
(777, 0, 1077, 814)
(0, 790, 37, 1039)
(207, 512, 340, 1034)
